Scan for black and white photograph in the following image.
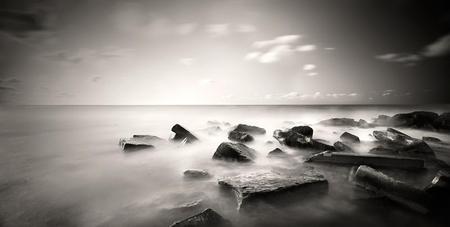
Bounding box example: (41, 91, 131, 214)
(1, 0, 450, 226)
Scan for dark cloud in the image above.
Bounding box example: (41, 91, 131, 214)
(0, 10, 46, 37)
(0, 86, 15, 91)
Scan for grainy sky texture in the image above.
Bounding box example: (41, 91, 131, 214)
(0, 0, 449, 104)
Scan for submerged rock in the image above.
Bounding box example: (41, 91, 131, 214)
(333, 141, 353, 152)
(228, 130, 254, 143)
(218, 171, 328, 209)
(212, 142, 256, 162)
(171, 124, 199, 144)
(169, 208, 232, 227)
(232, 124, 266, 135)
(184, 169, 211, 179)
(434, 112, 450, 131)
(351, 165, 432, 213)
(340, 132, 360, 143)
(119, 135, 165, 152)
(267, 148, 287, 157)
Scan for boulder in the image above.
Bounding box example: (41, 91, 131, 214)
(212, 142, 256, 162)
(232, 124, 266, 135)
(306, 151, 424, 169)
(372, 115, 392, 126)
(169, 208, 232, 227)
(218, 171, 328, 209)
(390, 111, 439, 129)
(351, 165, 432, 213)
(171, 124, 199, 143)
(422, 136, 442, 143)
(184, 169, 211, 179)
(340, 132, 360, 143)
(357, 119, 373, 128)
(273, 127, 335, 151)
(228, 130, 254, 143)
(118, 135, 165, 152)
(311, 139, 336, 151)
(291, 126, 313, 137)
(267, 148, 287, 157)
(425, 170, 450, 209)
(433, 112, 450, 131)
(333, 141, 353, 152)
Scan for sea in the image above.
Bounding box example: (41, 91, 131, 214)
(1, 105, 450, 227)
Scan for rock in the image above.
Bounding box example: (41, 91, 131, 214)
(218, 171, 328, 209)
(311, 139, 336, 151)
(391, 111, 439, 129)
(423, 136, 442, 143)
(184, 169, 211, 179)
(267, 148, 287, 157)
(169, 208, 232, 227)
(232, 124, 266, 135)
(273, 126, 335, 151)
(333, 141, 353, 152)
(369, 146, 397, 155)
(119, 135, 165, 152)
(291, 126, 313, 137)
(357, 119, 373, 128)
(171, 124, 199, 143)
(161, 199, 205, 215)
(372, 115, 392, 126)
(397, 141, 435, 158)
(433, 112, 450, 131)
(373, 128, 435, 158)
(306, 151, 424, 169)
(212, 142, 256, 162)
(228, 130, 254, 143)
(319, 118, 358, 127)
(351, 165, 432, 213)
(340, 132, 360, 143)
(425, 170, 450, 209)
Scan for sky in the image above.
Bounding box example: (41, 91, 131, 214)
(0, 0, 449, 105)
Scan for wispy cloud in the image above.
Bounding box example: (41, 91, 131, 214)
(296, 45, 316, 52)
(252, 35, 301, 49)
(176, 23, 198, 35)
(235, 24, 256, 33)
(258, 45, 294, 63)
(303, 64, 316, 71)
(43, 47, 134, 64)
(205, 24, 229, 37)
(325, 92, 358, 98)
(422, 34, 450, 57)
(382, 89, 395, 96)
(306, 72, 318, 77)
(282, 91, 321, 99)
(179, 58, 195, 66)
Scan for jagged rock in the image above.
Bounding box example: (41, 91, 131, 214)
(273, 126, 334, 151)
(291, 126, 313, 137)
(333, 141, 353, 152)
(171, 124, 199, 143)
(184, 169, 211, 179)
(306, 151, 424, 169)
(351, 165, 432, 213)
(218, 171, 328, 209)
(340, 132, 360, 143)
(119, 135, 165, 152)
(423, 136, 442, 143)
(425, 170, 450, 209)
(373, 128, 435, 158)
(267, 148, 287, 157)
(228, 130, 254, 143)
(397, 141, 435, 158)
(434, 112, 450, 131)
(212, 142, 256, 162)
(232, 124, 266, 135)
(391, 111, 439, 129)
(369, 146, 397, 155)
(169, 208, 232, 227)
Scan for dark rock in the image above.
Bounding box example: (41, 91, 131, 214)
(423, 136, 442, 143)
(171, 124, 199, 143)
(119, 135, 165, 152)
(372, 115, 392, 126)
(162, 199, 205, 215)
(273, 126, 334, 151)
(306, 151, 424, 169)
(351, 165, 432, 213)
(333, 141, 353, 152)
(397, 141, 435, 158)
(218, 171, 328, 209)
(184, 169, 211, 179)
(267, 148, 287, 157)
(319, 118, 358, 127)
(391, 111, 439, 129)
(169, 208, 232, 227)
(433, 112, 450, 131)
(233, 124, 266, 135)
(369, 146, 397, 155)
(425, 170, 450, 209)
(228, 130, 254, 143)
(311, 139, 336, 151)
(291, 125, 313, 137)
(340, 132, 360, 143)
(212, 142, 256, 162)
(357, 119, 373, 128)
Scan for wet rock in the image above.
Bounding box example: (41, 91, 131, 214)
(218, 171, 328, 209)
(212, 142, 256, 162)
(373, 128, 435, 158)
(291, 125, 313, 137)
(357, 119, 373, 128)
(340, 132, 360, 143)
(434, 112, 450, 131)
(184, 169, 211, 179)
(306, 151, 424, 169)
(273, 126, 335, 151)
(119, 135, 165, 152)
(267, 148, 287, 157)
(171, 124, 199, 143)
(425, 170, 450, 209)
(228, 130, 254, 143)
(351, 165, 432, 213)
(423, 136, 442, 143)
(169, 208, 232, 227)
(369, 146, 397, 155)
(162, 199, 205, 215)
(397, 141, 435, 158)
(391, 111, 439, 129)
(333, 141, 353, 152)
(311, 139, 336, 151)
(232, 124, 266, 135)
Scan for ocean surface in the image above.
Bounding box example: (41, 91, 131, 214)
(1, 105, 450, 227)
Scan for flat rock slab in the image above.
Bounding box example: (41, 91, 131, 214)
(119, 135, 165, 152)
(212, 142, 256, 162)
(306, 151, 424, 169)
(170, 208, 232, 227)
(218, 171, 328, 209)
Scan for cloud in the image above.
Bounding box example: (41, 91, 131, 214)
(282, 91, 321, 99)
(244, 52, 261, 60)
(382, 89, 395, 96)
(176, 23, 197, 35)
(0, 10, 46, 37)
(258, 45, 294, 63)
(324, 47, 335, 50)
(282, 91, 300, 99)
(252, 34, 301, 49)
(0, 86, 15, 91)
(306, 72, 318, 77)
(43, 47, 134, 64)
(264, 94, 273, 99)
(236, 24, 256, 33)
(205, 24, 229, 37)
(179, 58, 195, 66)
(303, 64, 316, 71)
(326, 92, 358, 98)
(375, 53, 422, 64)
(422, 33, 450, 57)
(296, 45, 316, 52)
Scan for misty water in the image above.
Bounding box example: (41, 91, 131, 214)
(1, 105, 450, 227)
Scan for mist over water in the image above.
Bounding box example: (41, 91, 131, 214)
(1, 105, 450, 227)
